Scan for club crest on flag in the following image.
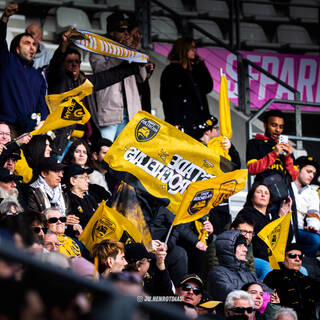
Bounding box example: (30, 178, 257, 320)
(61, 99, 86, 121)
(188, 189, 213, 215)
(135, 118, 160, 142)
(270, 225, 281, 250)
(92, 217, 116, 240)
(212, 180, 238, 207)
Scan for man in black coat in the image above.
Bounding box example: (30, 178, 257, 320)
(264, 243, 320, 320)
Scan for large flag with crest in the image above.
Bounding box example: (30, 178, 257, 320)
(30, 80, 92, 135)
(104, 111, 234, 214)
(79, 201, 142, 252)
(173, 169, 247, 225)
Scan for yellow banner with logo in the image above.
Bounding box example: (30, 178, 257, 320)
(30, 80, 92, 135)
(79, 201, 142, 253)
(258, 212, 292, 269)
(70, 29, 149, 63)
(172, 169, 247, 225)
(104, 111, 234, 215)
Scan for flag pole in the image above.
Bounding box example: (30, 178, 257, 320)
(164, 224, 174, 246)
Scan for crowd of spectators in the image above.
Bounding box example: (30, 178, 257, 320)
(0, 3, 319, 320)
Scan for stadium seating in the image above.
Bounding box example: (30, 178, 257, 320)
(56, 7, 104, 34)
(191, 19, 226, 44)
(276, 24, 320, 51)
(242, 0, 289, 22)
(196, 0, 229, 19)
(107, 0, 134, 12)
(151, 16, 178, 42)
(289, 0, 319, 24)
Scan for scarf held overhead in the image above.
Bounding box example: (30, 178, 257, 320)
(70, 29, 149, 63)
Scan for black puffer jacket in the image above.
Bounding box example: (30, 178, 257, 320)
(207, 230, 271, 301)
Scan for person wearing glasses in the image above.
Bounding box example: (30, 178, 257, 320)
(224, 290, 255, 320)
(89, 12, 147, 142)
(235, 182, 294, 280)
(46, 23, 143, 156)
(44, 207, 81, 258)
(264, 244, 320, 320)
(176, 274, 203, 307)
(207, 230, 271, 301)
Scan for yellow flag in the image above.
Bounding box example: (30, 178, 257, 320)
(207, 136, 231, 161)
(104, 111, 234, 215)
(112, 182, 152, 249)
(30, 80, 92, 135)
(79, 201, 142, 253)
(257, 212, 292, 269)
(219, 72, 232, 139)
(172, 169, 247, 225)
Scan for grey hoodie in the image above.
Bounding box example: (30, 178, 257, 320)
(207, 230, 271, 300)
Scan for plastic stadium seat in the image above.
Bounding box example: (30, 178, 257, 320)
(289, 0, 319, 24)
(72, 0, 107, 11)
(27, 0, 63, 5)
(43, 15, 57, 41)
(151, 16, 178, 42)
(239, 22, 281, 49)
(242, 0, 289, 22)
(152, 0, 197, 16)
(0, 12, 26, 29)
(107, 0, 134, 11)
(93, 11, 113, 33)
(276, 24, 320, 51)
(196, 0, 229, 19)
(56, 7, 104, 34)
(191, 19, 225, 44)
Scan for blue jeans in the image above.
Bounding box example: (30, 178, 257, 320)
(100, 109, 129, 142)
(298, 229, 320, 257)
(254, 257, 308, 280)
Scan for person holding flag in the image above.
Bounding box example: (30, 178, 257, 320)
(235, 182, 303, 280)
(46, 27, 143, 156)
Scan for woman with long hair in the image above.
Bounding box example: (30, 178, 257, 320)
(160, 37, 213, 135)
(63, 139, 93, 168)
(235, 182, 293, 280)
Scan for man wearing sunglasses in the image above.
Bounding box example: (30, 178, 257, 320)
(264, 243, 320, 320)
(224, 290, 255, 320)
(89, 12, 147, 142)
(176, 274, 203, 307)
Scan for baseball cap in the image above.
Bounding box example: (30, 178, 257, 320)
(178, 274, 203, 290)
(63, 164, 93, 183)
(107, 12, 128, 33)
(0, 143, 21, 166)
(198, 295, 222, 310)
(285, 243, 305, 255)
(0, 167, 22, 183)
(124, 243, 154, 263)
(295, 156, 319, 172)
(38, 157, 66, 172)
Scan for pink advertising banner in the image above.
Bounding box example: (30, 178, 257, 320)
(154, 44, 320, 113)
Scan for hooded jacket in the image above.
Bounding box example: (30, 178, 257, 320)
(207, 230, 270, 301)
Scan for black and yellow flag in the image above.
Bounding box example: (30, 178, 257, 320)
(79, 201, 142, 252)
(173, 169, 247, 225)
(30, 80, 92, 135)
(112, 182, 152, 249)
(104, 111, 234, 214)
(258, 212, 292, 269)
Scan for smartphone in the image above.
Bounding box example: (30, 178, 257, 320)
(278, 135, 288, 144)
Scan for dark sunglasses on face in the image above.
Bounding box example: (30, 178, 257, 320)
(181, 284, 201, 295)
(47, 217, 67, 224)
(33, 227, 48, 234)
(287, 253, 304, 260)
(117, 27, 128, 33)
(231, 307, 254, 314)
(65, 59, 81, 64)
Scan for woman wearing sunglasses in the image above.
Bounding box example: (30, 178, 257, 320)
(44, 208, 81, 258)
(242, 282, 280, 320)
